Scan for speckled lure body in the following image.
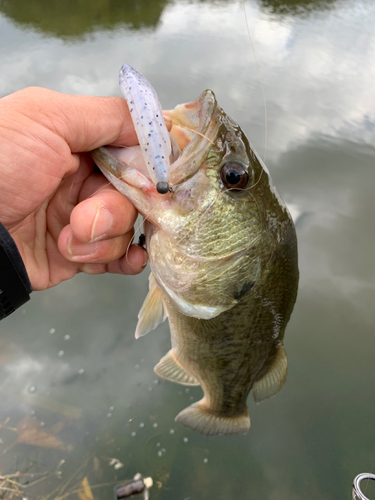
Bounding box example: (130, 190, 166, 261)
(119, 64, 171, 193)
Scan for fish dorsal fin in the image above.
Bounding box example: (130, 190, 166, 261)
(252, 345, 288, 403)
(175, 399, 250, 436)
(135, 273, 167, 339)
(154, 349, 200, 386)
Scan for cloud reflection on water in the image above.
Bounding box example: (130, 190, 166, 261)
(0, 0, 374, 162)
(0, 1, 374, 497)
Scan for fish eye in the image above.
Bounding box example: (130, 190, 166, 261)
(220, 162, 249, 191)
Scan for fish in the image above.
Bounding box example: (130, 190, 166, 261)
(91, 66, 299, 436)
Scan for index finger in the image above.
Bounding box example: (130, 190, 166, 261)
(2, 87, 139, 152)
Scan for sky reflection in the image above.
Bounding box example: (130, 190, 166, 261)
(0, 1, 374, 498)
(0, 0, 374, 162)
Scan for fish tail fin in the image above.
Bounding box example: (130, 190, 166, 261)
(175, 399, 250, 436)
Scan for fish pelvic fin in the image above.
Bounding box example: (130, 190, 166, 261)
(154, 349, 200, 386)
(175, 400, 250, 436)
(135, 273, 167, 339)
(252, 345, 288, 403)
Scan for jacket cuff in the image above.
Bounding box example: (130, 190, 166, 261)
(0, 222, 32, 319)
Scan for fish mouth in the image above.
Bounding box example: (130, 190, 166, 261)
(164, 89, 220, 187)
(91, 90, 220, 197)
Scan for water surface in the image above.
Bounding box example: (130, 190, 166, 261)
(0, 0, 374, 498)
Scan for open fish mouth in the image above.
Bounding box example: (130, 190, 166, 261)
(165, 90, 220, 186)
(91, 89, 220, 198)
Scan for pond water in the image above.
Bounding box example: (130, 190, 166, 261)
(0, 0, 374, 498)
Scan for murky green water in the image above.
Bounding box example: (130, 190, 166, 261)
(0, 0, 374, 498)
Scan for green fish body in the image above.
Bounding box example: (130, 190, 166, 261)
(92, 88, 298, 436)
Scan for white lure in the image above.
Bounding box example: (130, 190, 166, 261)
(119, 64, 171, 194)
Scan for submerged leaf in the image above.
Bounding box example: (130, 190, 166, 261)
(14, 417, 65, 449)
(77, 476, 94, 500)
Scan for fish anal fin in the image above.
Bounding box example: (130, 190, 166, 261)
(135, 273, 166, 339)
(154, 350, 199, 386)
(175, 400, 250, 436)
(252, 345, 288, 403)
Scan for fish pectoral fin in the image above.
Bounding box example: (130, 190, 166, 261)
(175, 400, 250, 436)
(252, 345, 288, 403)
(135, 273, 167, 339)
(154, 350, 199, 386)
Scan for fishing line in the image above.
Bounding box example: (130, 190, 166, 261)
(124, 196, 164, 265)
(363, 458, 375, 498)
(66, 174, 78, 213)
(72, 168, 160, 267)
(164, 117, 215, 145)
(65, 153, 106, 213)
(242, 0, 268, 164)
(87, 179, 114, 198)
(81, 19, 268, 436)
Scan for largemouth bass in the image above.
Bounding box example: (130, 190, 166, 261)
(91, 65, 299, 436)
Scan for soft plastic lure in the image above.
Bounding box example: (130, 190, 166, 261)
(119, 64, 171, 194)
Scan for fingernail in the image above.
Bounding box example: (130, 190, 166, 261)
(140, 248, 148, 268)
(91, 208, 113, 241)
(68, 234, 99, 257)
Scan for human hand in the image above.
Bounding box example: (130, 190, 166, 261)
(0, 87, 148, 291)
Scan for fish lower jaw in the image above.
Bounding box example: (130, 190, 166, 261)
(92, 147, 162, 198)
(175, 399, 250, 436)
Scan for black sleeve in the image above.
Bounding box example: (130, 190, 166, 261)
(0, 222, 32, 320)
